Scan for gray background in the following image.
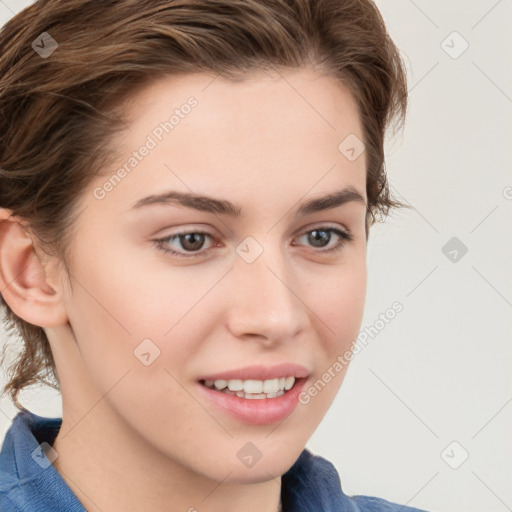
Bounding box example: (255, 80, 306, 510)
(1, 1, 511, 511)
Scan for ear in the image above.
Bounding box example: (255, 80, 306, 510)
(0, 208, 69, 328)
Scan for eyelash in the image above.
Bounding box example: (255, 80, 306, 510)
(152, 226, 353, 259)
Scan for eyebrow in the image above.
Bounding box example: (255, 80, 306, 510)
(130, 186, 366, 217)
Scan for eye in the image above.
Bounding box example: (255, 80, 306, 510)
(153, 230, 217, 258)
(292, 226, 353, 254)
(152, 225, 353, 259)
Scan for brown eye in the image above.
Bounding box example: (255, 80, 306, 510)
(293, 226, 353, 253)
(153, 230, 216, 258)
(178, 233, 207, 252)
(306, 229, 331, 248)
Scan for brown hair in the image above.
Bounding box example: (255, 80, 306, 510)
(0, 0, 408, 410)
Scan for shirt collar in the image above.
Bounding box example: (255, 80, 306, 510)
(0, 408, 85, 511)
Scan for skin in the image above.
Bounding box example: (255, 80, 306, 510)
(0, 68, 368, 512)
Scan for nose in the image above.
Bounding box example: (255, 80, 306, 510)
(226, 243, 309, 346)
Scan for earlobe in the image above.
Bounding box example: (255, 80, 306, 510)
(0, 208, 69, 328)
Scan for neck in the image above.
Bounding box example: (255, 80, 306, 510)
(52, 402, 282, 512)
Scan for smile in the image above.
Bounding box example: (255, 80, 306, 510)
(200, 376, 296, 399)
(196, 367, 309, 425)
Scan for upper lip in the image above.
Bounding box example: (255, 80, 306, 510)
(198, 363, 310, 382)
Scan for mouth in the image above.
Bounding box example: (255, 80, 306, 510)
(196, 363, 310, 425)
(199, 375, 303, 399)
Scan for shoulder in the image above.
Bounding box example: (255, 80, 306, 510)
(0, 470, 26, 512)
(0, 426, 23, 511)
(0, 410, 72, 512)
(351, 494, 431, 512)
(286, 449, 431, 512)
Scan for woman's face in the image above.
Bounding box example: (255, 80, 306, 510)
(54, 68, 368, 482)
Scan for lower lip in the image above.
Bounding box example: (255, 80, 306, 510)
(196, 378, 307, 426)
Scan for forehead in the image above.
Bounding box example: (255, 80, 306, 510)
(91, 68, 367, 213)
(121, 68, 363, 145)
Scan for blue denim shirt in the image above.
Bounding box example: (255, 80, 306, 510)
(0, 409, 429, 511)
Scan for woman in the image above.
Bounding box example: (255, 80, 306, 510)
(0, 0, 427, 510)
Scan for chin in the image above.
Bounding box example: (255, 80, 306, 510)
(217, 444, 304, 485)
(221, 461, 296, 485)
(175, 440, 301, 485)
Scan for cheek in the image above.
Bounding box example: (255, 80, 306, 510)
(308, 256, 367, 356)
(63, 249, 205, 392)
(64, 266, 208, 440)
(294, 261, 366, 421)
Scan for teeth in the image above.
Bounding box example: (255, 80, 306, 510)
(227, 379, 244, 391)
(205, 376, 296, 397)
(262, 378, 279, 394)
(266, 390, 285, 398)
(244, 379, 263, 394)
(245, 393, 267, 399)
(284, 376, 294, 390)
(214, 379, 227, 390)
